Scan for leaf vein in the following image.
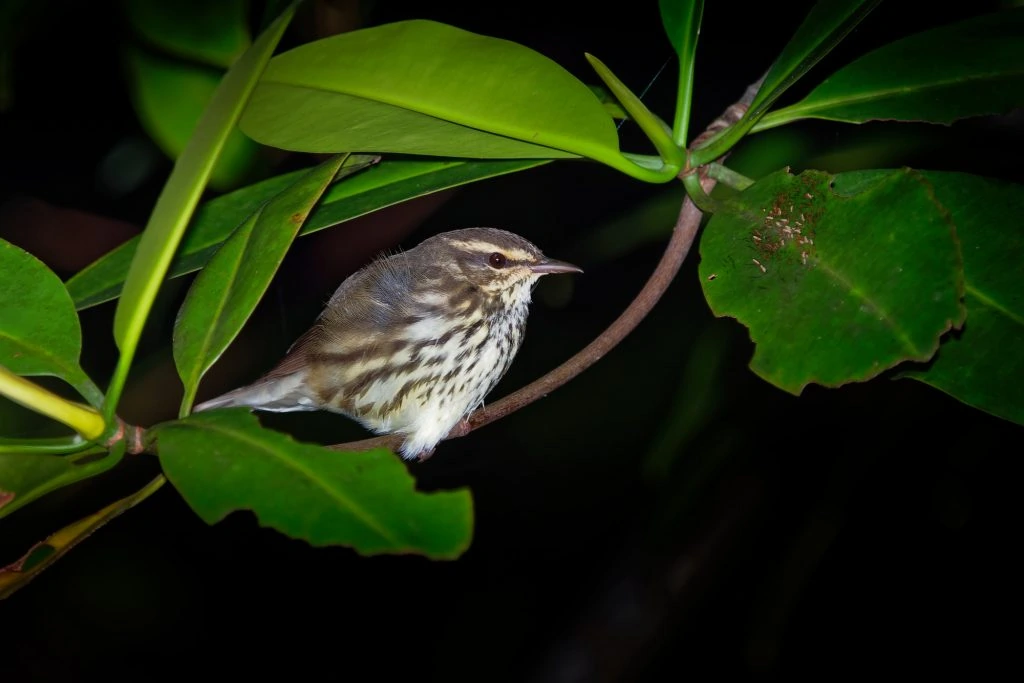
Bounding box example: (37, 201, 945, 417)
(812, 258, 921, 356)
(184, 421, 401, 546)
(967, 284, 1024, 327)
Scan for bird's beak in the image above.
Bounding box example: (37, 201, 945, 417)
(530, 258, 583, 275)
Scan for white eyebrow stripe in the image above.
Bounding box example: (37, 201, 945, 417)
(446, 240, 536, 262)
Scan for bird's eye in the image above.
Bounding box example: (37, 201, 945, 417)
(488, 252, 508, 268)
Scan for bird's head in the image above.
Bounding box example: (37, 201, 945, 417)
(431, 228, 582, 297)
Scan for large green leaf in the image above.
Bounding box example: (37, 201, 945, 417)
(0, 446, 124, 520)
(240, 20, 638, 174)
(66, 158, 547, 310)
(901, 172, 1024, 426)
(122, 43, 260, 191)
(691, 0, 881, 165)
(121, 0, 250, 68)
(174, 155, 346, 412)
(154, 410, 473, 558)
(0, 239, 101, 406)
(755, 9, 1024, 131)
(109, 3, 297, 418)
(699, 168, 965, 394)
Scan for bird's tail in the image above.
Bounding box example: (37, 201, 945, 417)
(194, 368, 317, 414)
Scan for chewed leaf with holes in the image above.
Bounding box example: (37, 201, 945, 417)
(699, 168, 965, 394)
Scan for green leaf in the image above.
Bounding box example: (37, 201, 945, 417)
(174, 155, 347, 413)
(0, 446, 124, 520)
(122, 43, 261, 191)
(756, 9, 1024, 131)
(240, 20, 640, 175)
(67, 158, 546, 310)
(108, 3, 297, 419)
(691, 0, 881, 166)
(699, 168, 965, 394)
(658, 0, 704, 146)
(0, 239, 101, 406)
(584, 53, 683, 179)
(0, 473, 165, 600)
(154, 410, 473, 558)
(121, 0, 251, 68)
(901, 172, 1024, 426)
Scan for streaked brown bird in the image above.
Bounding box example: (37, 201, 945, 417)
(196, 228, 582, 460)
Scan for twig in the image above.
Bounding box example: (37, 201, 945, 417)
(328, 80, 760, 456)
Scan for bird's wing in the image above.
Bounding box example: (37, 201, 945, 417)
(321, 250, 419, 334)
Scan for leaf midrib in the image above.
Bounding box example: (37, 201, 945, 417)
(258, 80, 590, 159)
(182, 420, 401, 547)
(967, 283, 1024, 327)
(811, 257, 922, 356)
(776, 69, 1024, 120)
(180, 216, 255, 391)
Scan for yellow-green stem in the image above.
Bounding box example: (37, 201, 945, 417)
(0, 366, 106, 440)
(682, 172, 720, 214)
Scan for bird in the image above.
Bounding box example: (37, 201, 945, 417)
(195, 227, 583, 460)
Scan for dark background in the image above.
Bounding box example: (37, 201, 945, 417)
(1, 1, 1021, 680)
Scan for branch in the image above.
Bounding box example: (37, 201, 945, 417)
(328, 81, 760, 457)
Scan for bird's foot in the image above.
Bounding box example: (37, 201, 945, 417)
(445, 418, 473, 440)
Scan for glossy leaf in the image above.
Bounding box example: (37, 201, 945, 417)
(174, 155, 346, 412)
(691, 0, 880, 165)
(240, 20, 640, 174)
(67, 158, 547, 310)
(902, 172, 1024, 426)
(756, 9, 1024, 131)
(123, 43, 261, 190)
(658, 0, 704, 145)
(0, 446, 124, 520)
(122, 0, 250, 68)
(699, 168, 965, 394)
(0, 473, 164, 600)
(0, 239, 100, 406)
(154, 410, 473, 558)
(109, 3, 296, 418)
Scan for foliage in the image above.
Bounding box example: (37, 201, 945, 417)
(1, 0, 1022, 603)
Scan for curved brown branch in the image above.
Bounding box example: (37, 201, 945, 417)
(328, 81, 760, 457)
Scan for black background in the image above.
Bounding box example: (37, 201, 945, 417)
(1, 1, 1021, 680)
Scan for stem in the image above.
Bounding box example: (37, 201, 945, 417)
(682, 172, 719, 213)
(466, 174, 712, 432)
(180, 385, 198, 419)
(0, 366, 106, 441)
(688, 75, 766, 167)
(707, 163, 754, 191)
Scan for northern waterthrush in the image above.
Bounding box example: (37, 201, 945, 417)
(196, 228, 582, 459)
